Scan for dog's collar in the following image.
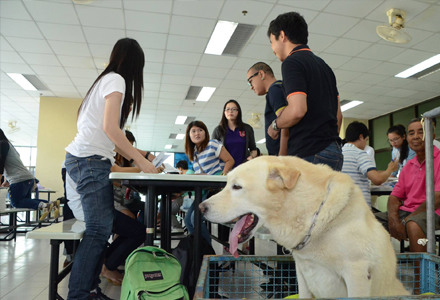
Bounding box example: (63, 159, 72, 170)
(293, 184, 331, 251)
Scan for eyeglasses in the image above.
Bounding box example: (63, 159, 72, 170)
(388, 137, 402, 143)
(247, 71, 259, 87)
(225, 108, 238, 112)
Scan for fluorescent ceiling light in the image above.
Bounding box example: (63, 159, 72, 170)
(7, 73, 37, 91)
(164, 144, 172, 149)
(205, 20, 238, 55)
(196, 87, 216, 102)
(175, 116, 187, 125)
(341, 100, 363, 112)
(176, 134, 185, 140)
(256, 138, 266, 144)
(395, 54, 440, 78)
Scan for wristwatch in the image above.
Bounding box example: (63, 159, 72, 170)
(272, 119, 280, 131)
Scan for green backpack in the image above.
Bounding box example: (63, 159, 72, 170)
(120, 246, 190, 300)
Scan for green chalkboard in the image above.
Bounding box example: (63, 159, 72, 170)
(392, 107, 415, 127)
(418, 98, 440, 138)
(375, 150, 392, 171)
(371, 115, 390, 149)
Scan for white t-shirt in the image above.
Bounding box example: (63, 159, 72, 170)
(65, 72, 125, 164)
(66, 172, 84, 222)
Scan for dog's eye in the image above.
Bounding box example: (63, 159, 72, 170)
(232, 184, 242, 190)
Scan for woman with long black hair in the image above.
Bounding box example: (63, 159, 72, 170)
(64, 38, 157, 300)
(387, 124, 416, 176)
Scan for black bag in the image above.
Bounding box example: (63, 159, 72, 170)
(172, 235, 225, 299)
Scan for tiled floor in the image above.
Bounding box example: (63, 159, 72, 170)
(0, 220, 279, 300)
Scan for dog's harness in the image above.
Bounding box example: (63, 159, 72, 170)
(293, 184, 331, 251)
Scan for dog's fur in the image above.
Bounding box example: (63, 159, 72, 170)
(200, 156, 409, 298)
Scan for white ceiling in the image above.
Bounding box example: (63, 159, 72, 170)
(1, 0, 440, 153)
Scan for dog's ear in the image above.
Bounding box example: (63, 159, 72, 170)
(267, 164, 301, 190)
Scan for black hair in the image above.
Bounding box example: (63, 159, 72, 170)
(387, 124, 409, 164)
(219, 100, 245, 137)
(0, 129, 9, 142)
(125, 130, 136, 144)
(176, 160, 189, 170)
(267, 12, 308, 44)
(78, 38, 145, 129)
(185, 120, 210, 161)
(248, 62, 274, 77)
(345, 121, 370, 143)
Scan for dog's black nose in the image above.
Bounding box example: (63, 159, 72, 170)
(199, 202, 208, 214)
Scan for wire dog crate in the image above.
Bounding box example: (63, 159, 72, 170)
(195, 253, 440, 299)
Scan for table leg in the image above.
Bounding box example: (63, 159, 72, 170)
(145, 185, 156, 246)
(161, 192, 171, 252)
(193, 186, 202, 286)
(49, 240, 61, 300)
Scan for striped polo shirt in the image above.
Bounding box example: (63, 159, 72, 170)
(341, 143, 377, 207)
(193, 139, 225, 175)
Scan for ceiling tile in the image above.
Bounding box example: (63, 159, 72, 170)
(124, 1, 172, 14)
(339, 82, 369, 93)
(377, 77, 415, 88)
(219, 79, 247, 90)
(76, 6, 124, 29)
(277, 0, 330, 11)
(70, 77, 95, 86)
(0, 19, 44, 39)
(127, 31, 167, 50)
(31, 65, 67, 77)
(48, 41, 91, 57)
(65, 67, 98, 78)
(357, 44, 406, 61)
(232, 57, 263, 71)
(219, 1, 274, 25)
(406, 4, 440, 32)
(368, 62, 411, 76)
(40, 75, 72, 86)
(85, 0, 122, 9)
(199, 55, 237, 69)
(160, 84, 189, 93)
(389, 49, 436, 66)
(172, 1, 222, 19)
(308, 34, 337, 52)
(143, 49, 165, 63)
(89, 44, 112, 58)
(0, 1, 32, 20)
(411, 33, 440, 52)
(167, 35, 208, 53)
(24, 1, 80, 25)
(162, 64, 197, 76)
(333, 69, 362, 82)
(264, 5, 318, 26)
(170, 16, 216, 38)
(162, 74, 192, 85)
(324, 38, 371, 56)
(58, 55, 95, 68)
(164, 51, 201, 66)
(195, 66, 229, 79)
(385, 89, 418, 98)
(250, 26, 269, 45)
(125, 11, 170, 33)
(0, 36, 14, 51)
(38, 23, 86, 43)
(309, 12, 360, 37)
(339, 57, 382, 72)
(83, 27, 125, 45)
(359, 85, 395, 96)
(366, 1, 431, 23)
(20, 53, 61, 66)
(227, 69, 248, 81)
(240, 43, 275, 60)
(214, 87, 244, 98)
(143, 72, 162, 83)
(6, 37, 52, 55)
(144, 62, 163, 74)
(342, 20, 383, 42)
(1, 63, 35, 74)
(0, 51, 25, 64)
(318, 53, 351, 69)
(350, 73, 390, 85)
(191, 77, 223, 87)
(324, 0, 382, 18)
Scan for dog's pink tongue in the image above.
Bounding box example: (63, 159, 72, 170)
(229, 216, 247, 258)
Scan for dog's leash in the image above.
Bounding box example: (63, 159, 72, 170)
(293, 183, 331, 251)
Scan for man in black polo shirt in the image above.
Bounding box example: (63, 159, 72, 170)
(267, 12, 343, 171)
(247, 62, 288, 156)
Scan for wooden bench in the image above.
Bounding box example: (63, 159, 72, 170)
(27, 219, 85, 300)
(0, 208, 35, 241)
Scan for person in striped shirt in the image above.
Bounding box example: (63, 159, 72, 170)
(183, 120, 234, 244)
(341, 122, 398, 208)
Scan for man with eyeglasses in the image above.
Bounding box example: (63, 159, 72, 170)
(247, 62, 288, 156)
(266, 12, 343, 171)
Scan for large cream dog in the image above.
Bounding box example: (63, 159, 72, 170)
(200, 156, 409, 298)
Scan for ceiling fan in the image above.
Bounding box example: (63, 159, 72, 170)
(376, 8, 412, 44)
(7, 121, 20, 134)
(247, 113, 263, 129)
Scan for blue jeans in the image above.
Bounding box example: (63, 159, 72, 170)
(65, 153, 114, 300)
(184, 190, 211, 245)
(9, 179, 48, 209)
(302, 141, 343, 171)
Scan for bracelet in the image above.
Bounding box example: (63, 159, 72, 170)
(401, 219, 407, 226)
(145, 151, 151, 160)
